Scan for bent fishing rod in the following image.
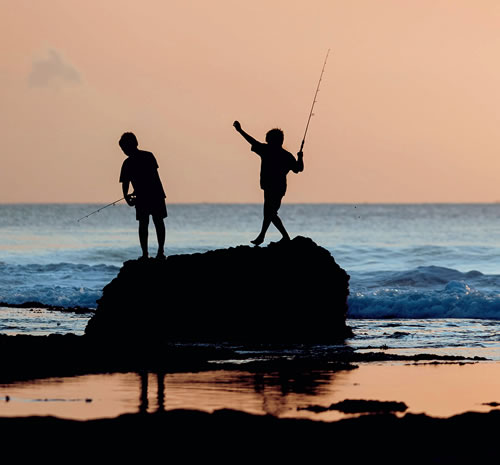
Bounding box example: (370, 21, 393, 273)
(300, 48, 330, 152)
(77, 197, 125, 222)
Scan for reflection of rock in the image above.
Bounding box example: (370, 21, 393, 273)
(299, 399, 408, 414)
(85, 236, 352, 342)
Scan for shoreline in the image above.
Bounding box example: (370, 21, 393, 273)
(1, 332, 498, 428)
(0, 333, 488, 383)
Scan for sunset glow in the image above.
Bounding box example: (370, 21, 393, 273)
(2, 1, 500, 203)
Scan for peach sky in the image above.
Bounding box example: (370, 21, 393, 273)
(1, 0, 500, 203)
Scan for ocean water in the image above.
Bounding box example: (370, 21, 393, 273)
(1, 203, 500, 358)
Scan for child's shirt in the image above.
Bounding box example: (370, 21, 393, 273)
(251, 142, 299, 196)
(120, 150, 166, 202)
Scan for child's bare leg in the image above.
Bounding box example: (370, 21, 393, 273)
(138, 217, 149, 258)
(252, 215, 272, 245)
(271, 215, 290, 241)
(252, 192, 284, 245)
(153, 215, 166, 258)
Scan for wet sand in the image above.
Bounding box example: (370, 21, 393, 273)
(2, 362, 500, 422)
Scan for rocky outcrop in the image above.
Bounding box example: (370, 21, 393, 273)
(85, 236, 351, 342)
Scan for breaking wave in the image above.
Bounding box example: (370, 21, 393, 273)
(0, 263, 119, 309)
(349, 266, 500, 320)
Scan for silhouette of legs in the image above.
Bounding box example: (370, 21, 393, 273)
(252, 217, 271, 246)
(153, 215, 166, 259)
(138, 215, 166, 259)
(252, 191, 290, 245)
(138, 371, 166, 413)
(271, 215, 290, 241)
(156, 371, 165, 412)
(138, 218, 149, 258)
(139, 371, 149, 413)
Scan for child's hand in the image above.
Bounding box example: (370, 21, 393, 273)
(125, 194, 136, 206)
(233, 120, 241, 131)
(297, 151, 303, 158)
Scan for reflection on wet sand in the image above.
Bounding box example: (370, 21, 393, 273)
(2, 363, 500, 421)
(139, 371, 165, 413)
(136, 367, 341, 418)
(0, 368, 344, 420)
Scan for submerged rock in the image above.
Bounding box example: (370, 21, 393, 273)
(85, 236, 351, 342)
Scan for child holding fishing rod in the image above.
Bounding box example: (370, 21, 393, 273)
(234, 51, 329, 246)
(233, 121, 304, 246)
(118, 132, 167, 260)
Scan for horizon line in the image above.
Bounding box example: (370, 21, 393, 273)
(2, 201, 500, 206)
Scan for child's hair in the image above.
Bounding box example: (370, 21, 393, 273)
(265, 128, 284, 146)
(119, 132, 138, 150)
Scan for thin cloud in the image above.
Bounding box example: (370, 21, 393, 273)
(29, 49, 81, 88)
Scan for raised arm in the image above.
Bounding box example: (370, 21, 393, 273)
(233, 120, 259, 146)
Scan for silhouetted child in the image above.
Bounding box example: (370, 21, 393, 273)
(233, 121, 304, 245)
(119, 132, 167, 260)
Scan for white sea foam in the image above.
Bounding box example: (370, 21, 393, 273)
(0, 263, 119, 308)
(349, 266, 500, 319)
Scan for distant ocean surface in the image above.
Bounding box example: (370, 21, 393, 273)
(1, 203, 500, 358)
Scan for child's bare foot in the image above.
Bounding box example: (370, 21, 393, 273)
(251, 236, 264, 246)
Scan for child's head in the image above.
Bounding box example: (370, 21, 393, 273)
(119, 132, 138, 155)
(266, 128, 284, 147)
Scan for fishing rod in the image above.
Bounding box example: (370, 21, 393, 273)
(300, 48, 330, 152)
(77, 197, 125, 222)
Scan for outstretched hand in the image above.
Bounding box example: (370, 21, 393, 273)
(233, 120, 241, 131)
(297, 151, 304, 158)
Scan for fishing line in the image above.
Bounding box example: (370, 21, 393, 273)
(77, 197, 125, 222)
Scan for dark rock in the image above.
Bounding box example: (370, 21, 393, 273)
(385, 331, 410, 338)
(0, 301, 94, 314)
(85, 236, 352, 342)
(3, 409, 500, 462)
(0, 334, 230, 383)
(0, 334, 484, 384)
(299, 399, 408, 414)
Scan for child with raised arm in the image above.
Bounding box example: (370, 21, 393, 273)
(233, 120, 304, 245)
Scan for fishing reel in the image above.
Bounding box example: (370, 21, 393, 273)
(125, 193, 137, 206)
